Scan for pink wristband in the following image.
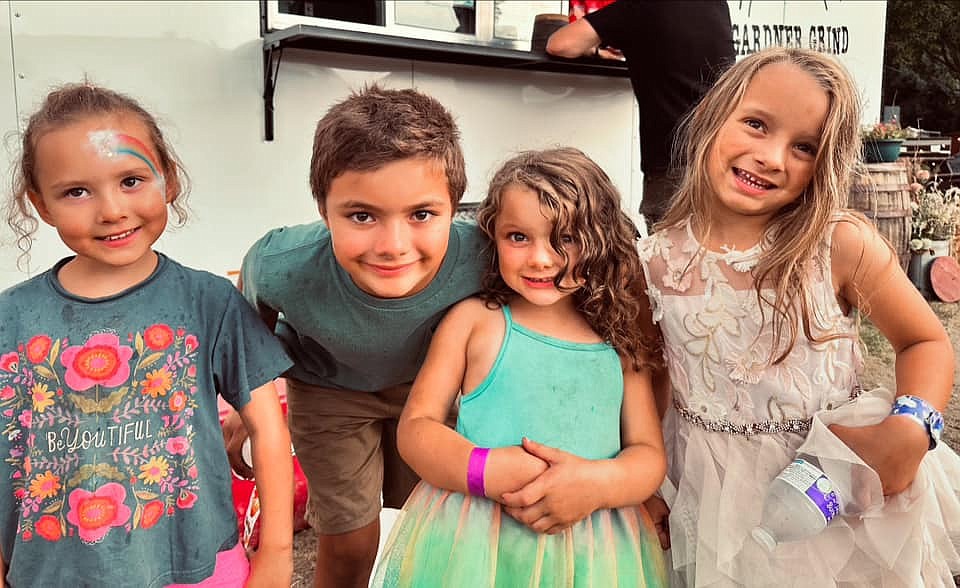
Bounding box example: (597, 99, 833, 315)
(467, 447, 490, 497)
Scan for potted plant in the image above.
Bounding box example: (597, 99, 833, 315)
(907, 170, 960, 296)
(862, 120, 906, 163)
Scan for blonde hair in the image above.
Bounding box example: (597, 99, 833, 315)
(477, 148, 655, 370)
(660, 48, 862, 363)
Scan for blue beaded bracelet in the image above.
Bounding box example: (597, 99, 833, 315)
(891, 395, 944, 450)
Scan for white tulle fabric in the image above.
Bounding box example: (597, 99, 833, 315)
(639, 221, 960, 587)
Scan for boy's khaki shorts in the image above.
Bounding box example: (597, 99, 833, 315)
(286, 378, 452, 535)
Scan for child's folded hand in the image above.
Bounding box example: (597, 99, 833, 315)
(483, 445, 549, 501)
(828, 415, 929, 495)
(499, 438, 601, 534)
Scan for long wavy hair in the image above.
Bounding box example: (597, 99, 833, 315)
(659, 48, 862, 364)
(477, 148, 654, 369)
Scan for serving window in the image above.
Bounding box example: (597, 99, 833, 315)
(267, 1, 568, 51)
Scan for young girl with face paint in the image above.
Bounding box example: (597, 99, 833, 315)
(0, 83, 294, 587)
(639, 47, 960, 585)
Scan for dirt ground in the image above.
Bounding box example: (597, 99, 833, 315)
(288, 303, 960, 587)
(859, 301, 960, 449)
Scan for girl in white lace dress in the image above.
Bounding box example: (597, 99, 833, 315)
(638, 47, 960, 587)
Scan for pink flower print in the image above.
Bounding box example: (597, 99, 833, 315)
(187, 465, 198, 479)
(176, 489, 198, 509)
(66, 483, 132, 544)
(0, 386, 14, 401)
(186, 365, 197, 378)
(0, 352, 18, 373)
(184, 335, 199, 353)
(168, 390, 187, 412)
(60, 334, 133, 391)
(26, 336, 52, 364)
(35, 515, 62, 542)
(165, 436, 189, 455)
(18, 410, 32, 429)
(143, 324, 174, 351)
(140, 500, 164, 529)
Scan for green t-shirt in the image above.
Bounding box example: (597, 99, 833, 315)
(0, 254, 292, 588)
(241, 220, 486, 391)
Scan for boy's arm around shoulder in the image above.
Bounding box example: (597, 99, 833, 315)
(830, 214, 954, 494)
(239, 381, 293, 586)
(397, 298, 547, 500)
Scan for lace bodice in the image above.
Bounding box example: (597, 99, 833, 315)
(639, 223, 861, 428)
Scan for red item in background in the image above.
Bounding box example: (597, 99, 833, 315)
(569, 0, 616, 22)
(219, 380, 310, 550)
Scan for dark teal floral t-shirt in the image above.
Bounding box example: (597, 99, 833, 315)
(0, 254, 291, 588)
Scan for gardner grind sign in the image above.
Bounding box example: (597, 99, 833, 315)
(930, 256, 960, 303)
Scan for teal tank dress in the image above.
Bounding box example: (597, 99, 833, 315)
(373, 306, 668, 587)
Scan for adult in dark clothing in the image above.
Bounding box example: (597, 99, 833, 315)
(547, 0, 735, 228)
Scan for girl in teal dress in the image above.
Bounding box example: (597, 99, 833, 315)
(373, 148, 669, 587)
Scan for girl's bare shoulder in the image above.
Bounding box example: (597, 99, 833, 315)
(442, 296, 504, 331)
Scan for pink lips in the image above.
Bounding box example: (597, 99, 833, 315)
(98, 228, 139, 248)
(367, 262, 415, 277)
(522, 276, 556, 289)
(733, 168, 775, 197)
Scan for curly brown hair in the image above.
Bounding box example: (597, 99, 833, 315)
(477, 148, 655, 370)
(309, 84, 466, 211)
(5, 82, 190, 268)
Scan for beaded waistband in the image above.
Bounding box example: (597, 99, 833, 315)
(673, 401, 811, 436)
(673, 387, 863, 437)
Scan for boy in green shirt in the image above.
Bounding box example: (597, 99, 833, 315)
(222, 85, 485, 587)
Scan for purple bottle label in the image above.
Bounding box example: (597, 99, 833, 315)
(803, 475, 840, 522)
(779, 459, 841, 523)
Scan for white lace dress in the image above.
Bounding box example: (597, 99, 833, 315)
(639, 222, 960, 588)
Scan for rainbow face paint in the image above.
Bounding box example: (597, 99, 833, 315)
(88, 129, 165, 193)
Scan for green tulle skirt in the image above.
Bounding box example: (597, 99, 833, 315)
(373, 482, 669, 587)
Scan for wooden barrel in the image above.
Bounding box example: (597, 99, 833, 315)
(849, 162, 912, 272)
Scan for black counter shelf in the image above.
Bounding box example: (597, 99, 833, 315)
(262, 24, 629, 140)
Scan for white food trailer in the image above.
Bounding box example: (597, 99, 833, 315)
(0, 0, 886, 290)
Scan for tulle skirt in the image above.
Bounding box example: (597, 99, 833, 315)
(373, 482, 669, 587)
(662, 387, 960, 587)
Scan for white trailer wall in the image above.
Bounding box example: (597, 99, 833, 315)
(0, 0, 636, 290)
(0, 1, 886, 291)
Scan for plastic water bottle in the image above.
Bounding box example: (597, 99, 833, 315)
(751, 454, 842, 551)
